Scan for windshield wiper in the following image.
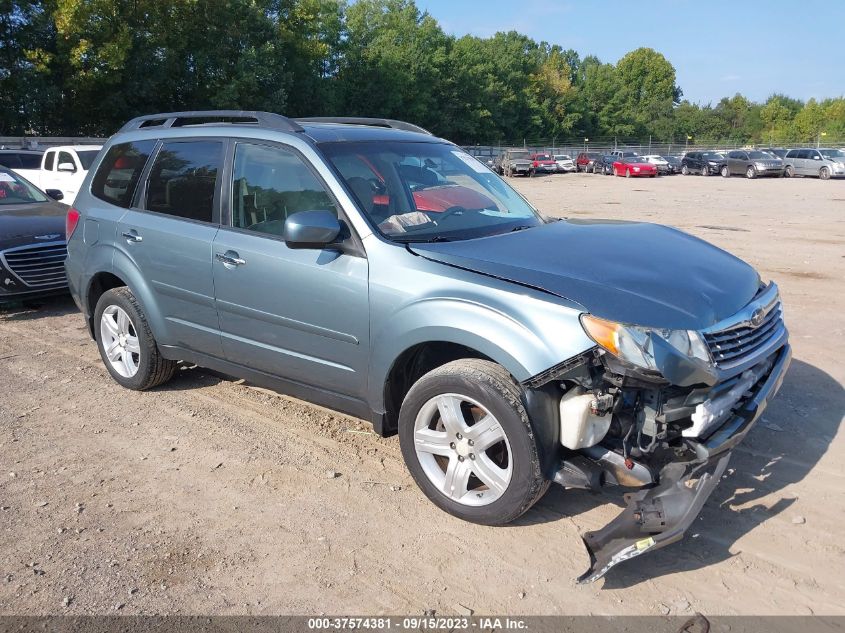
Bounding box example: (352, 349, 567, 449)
(395, 235, 453, 243)
(510, 225, 534, 232)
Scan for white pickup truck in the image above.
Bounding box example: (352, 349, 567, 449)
(34, 145, 102, 204)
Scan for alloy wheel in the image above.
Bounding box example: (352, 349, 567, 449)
(820, 167, 830, 180)
(100, 305, 141, 378)
(413, 393, 512, 507)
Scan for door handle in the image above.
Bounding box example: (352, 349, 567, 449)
(121, 230, 142, 243)
(215, 252, 246, 267)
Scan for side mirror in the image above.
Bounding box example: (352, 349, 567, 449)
(45, 189, 64, 201)
(57, 162, 76, 173)
(813, 155, 821, 160)
(283, 210, 342, 249)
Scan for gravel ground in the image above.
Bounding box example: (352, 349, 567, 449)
(1, 171, 843, 616)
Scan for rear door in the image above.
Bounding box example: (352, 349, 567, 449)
(40, 149, 57, 190)
(116, 139, 225, 356)
(211, 140, 370, 399)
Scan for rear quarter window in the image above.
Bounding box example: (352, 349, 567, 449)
(91, 141, 157, 208)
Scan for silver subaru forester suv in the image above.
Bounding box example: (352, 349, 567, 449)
(65, 111, 791, 582)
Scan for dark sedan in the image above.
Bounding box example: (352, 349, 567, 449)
(0, 167, 69, 302)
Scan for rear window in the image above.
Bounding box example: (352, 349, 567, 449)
(145, 141, 222, 223)
(77, 150, 100, 170)
(91, 141, 157, 208)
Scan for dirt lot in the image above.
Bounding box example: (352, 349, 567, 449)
(1, 173, 843, 616)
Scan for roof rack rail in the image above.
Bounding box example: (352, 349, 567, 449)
(118, 111, 304, 134)
(295, 117, 432, 136)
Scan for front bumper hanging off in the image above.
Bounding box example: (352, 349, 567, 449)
(577, 453, 730, 583)
(575, 343, 791, 583)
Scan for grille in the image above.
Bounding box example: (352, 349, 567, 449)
(703, 301, 783, 368)
(2, 242, 68, 288)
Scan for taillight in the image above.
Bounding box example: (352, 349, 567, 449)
(66, 207, 80, 240)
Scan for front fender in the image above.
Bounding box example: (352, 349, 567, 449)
(367, 293, 594, 413)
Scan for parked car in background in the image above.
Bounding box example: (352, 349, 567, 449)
(553, 154, 575, 172)
(529, 153, 557, 176)
(760, 148, 788, 159)
(501, 149, 532, 177)
(783, 148, 845, 180)
(612, 157, 658, 178)
(592, 154, 616, 175)
(723, 150, 783, 178)
(0, 167, 68, 302)
(641, 155, 671, 175)
(65, 110, 791, 584)
(681, 151, 726, 176)
(610, 150, 639, 160)
(35, 145, 102, 204)
(0, 150, 44, 182)
(664, 155, 682, 174)
(575, 151, 602, 173)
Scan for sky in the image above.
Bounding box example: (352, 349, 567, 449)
(415, 0, 845, 105)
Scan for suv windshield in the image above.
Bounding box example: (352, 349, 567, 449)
(508, 151, 530, 159)
(0, 169, 48, 205)
(322, 141, 542, 242)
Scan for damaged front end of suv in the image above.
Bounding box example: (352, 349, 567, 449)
(531, 283, 790, 582)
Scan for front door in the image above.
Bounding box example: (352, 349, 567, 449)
(116, 139, 225, 356)
(212, 141, 370, 400)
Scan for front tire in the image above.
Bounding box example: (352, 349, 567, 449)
(94, 287, 177, 390)
(820, 166, 831, 180)
(398, 359, 548, 525)
(682, 164, 689, 176)
(785, 165, 794, 178)
(746, 166, 757, 179)
(721, 165, 729, 178)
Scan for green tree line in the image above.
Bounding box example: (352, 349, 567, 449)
(2, 0, 844, 143)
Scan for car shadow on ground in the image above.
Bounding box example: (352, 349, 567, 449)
(520, 358, 843, 588)
(0, 293, 77, 320)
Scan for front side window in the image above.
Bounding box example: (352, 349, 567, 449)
(0, 169, 48, 205)
(231, 143, 337, 237)
(145, 141, 222, 223)
(322, 141, 541, 242)
(820, 149, 844, 159)
(91, 140, 157, 208)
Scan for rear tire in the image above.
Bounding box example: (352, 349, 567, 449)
(94, 287, 177, 391)
(701, 165, 709, 176)
(398, 359, 548, 526)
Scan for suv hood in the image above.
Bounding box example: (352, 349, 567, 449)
(409, 220, 760, 331)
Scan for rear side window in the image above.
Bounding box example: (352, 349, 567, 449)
(145, 141, 222, 223)
(0, 154, 22, 168)
(18, 154, 42, 169)
(91, 140, 156, 208)
(44, 151, 55, 171)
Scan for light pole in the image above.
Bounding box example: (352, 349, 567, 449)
(584, 138, 589, 152)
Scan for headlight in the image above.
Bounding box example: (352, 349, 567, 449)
(633, 167, 640, 172)
(580, 314, 712, 371)
(755, 162, 766, 170)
